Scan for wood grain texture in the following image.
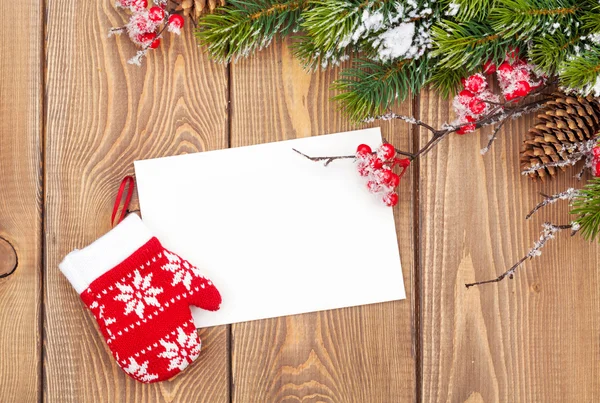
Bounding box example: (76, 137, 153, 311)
(44, 2, 229, 401)
(419, 88, 600, 402)
(229, 39, 416, 403)
(0, 0, 43, 400)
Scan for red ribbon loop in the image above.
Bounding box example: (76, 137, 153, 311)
(111, 176, 135, 227)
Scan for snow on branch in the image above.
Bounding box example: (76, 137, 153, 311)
(465, 222, 580, 288)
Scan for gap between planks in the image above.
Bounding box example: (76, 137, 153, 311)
(40, 0, 49, 400)
(226, 61, 233, 403)
(411, 93, 423, 403)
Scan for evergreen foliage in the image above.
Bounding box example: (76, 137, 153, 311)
(196, 0, 308, 63)
(332, 58, 429, 121)
(572, 177, 600, 242)
(196, 0, 600, 121)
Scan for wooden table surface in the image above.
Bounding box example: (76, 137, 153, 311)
(1, 2, 599, 402)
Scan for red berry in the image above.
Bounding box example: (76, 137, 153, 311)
(394, 158, 411, 168)
(367, 181, 382, 193)
(370, 158, 383, 170)
(356, 144, 372, 156)
(464, 73, 487, 94)
(149, 37, 161, 49)
(468, 97, 486, 115)
(483, 60, 496, 74)
(382, 192, 399, 207)
(379, 168, 393, 185)
(357, 162, 369, 177)
(456, 123, 476, 135)
(130, 0, 147, 10)
(168, 14, 184, 29)
(461, 77, 467, 87)
(388, 172, 400, 187)
(138, 32, 156, 43)
(378, 143, 396, 160)
(465, 115, 476, 123)
(593, 145, 600, 157)
(148, 6, 165, 23)
(505, 81, 531, 100)
(458, 89, 474, 105)
(514, 67, 530, 83)
(498, 61, 514, 74)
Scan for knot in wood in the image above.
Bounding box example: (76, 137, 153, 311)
(0, 236, 18, 279)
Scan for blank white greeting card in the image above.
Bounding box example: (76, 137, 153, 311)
(134, 127, 405, 328)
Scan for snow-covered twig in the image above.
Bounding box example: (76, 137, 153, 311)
(295, 95, 552, 171)
(522, 138, 598, 176)
(526, 188, 580, 219)
(521, 153, 587, 175)
(465, 222, 580, 288)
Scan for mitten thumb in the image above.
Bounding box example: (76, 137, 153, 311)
(188, 278, 222, 312)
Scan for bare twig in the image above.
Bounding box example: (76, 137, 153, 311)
(108, 26, 127, 37)
(296, 92, 552, 168)
(465, 222, 579, 288)
(292, 148, 355, 166)
(526, 188, 580, 219)
(479, 103, 524, 155)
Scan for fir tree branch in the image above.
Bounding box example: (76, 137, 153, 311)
(292, 35, 354, 70)
(441, 0, 495, 22)
(296, 0, 379, 68)
(296, 0, 438, 70)
(583, 2, 600, 32)
(571, 177, 600, 242)
(559, 46, 600, 94)
(426, 66, 469, 98)
(530, 28, 585, 75)
(196, 0, 309, 63)
(332, 57, 430, 122)
(431, 20, 518, 71)
(490, 0, 580, 40)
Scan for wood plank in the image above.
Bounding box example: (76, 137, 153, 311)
(230, 39, 417, 403)
(419, 88, 600, 402)
(44, 3, 229, 401)
(0, 0, 43, 401)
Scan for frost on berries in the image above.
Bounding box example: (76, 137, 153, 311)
(452, 74, 499, 135)
(110, 0, 185, 66)
(355, 143, 409, 207)
(452, 50, 545, 136)
(494, 52, 545, 101)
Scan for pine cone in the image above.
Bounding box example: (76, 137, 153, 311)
(520, 93, 600, 181)
(177, 0, 225, 19)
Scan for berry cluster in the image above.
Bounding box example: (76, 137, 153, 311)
(111, 0, 185, 65)
(452, 73, 500, 134)
(483, 50, 544, 101)
(452, 50, 545, 136)
(355, 143, 410, 207)
(592, 145, 600, 177)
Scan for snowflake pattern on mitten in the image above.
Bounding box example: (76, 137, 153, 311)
(59, 214, 221, 383)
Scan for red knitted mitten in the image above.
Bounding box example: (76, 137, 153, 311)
(59, 214, 221, 383)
